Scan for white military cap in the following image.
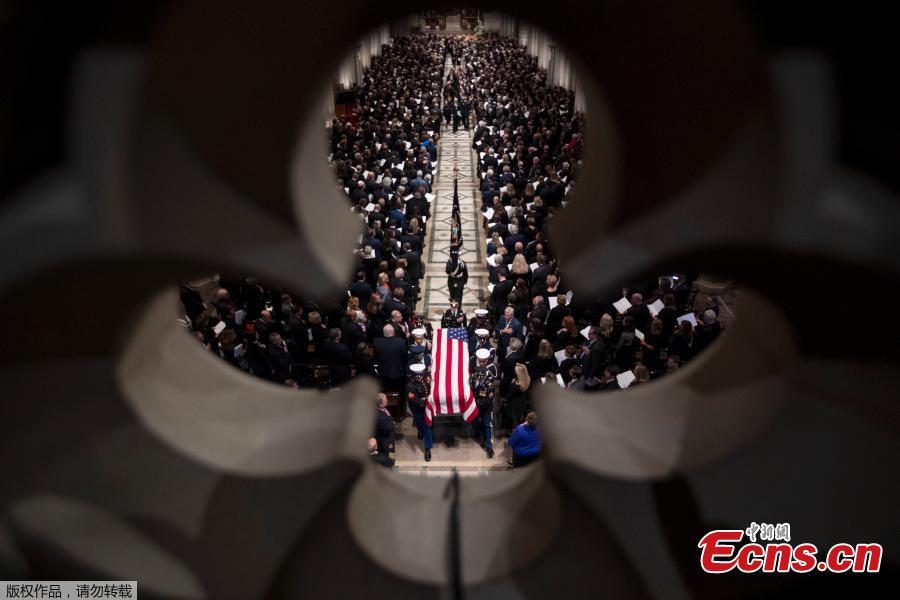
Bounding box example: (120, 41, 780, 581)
(412, 328, 426, 337)
(475, 348, 491, 360)
(474, 308, 488, 317)
(409, 363, 426, 374)
(474, 328, 489, 337)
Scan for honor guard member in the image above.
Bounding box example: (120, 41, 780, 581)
(407, 363, 433, 462)
(469, 329, 495, 369)
(445, 248, 468, 303)
(441, 298, 468, 329)
(410, 314, 433, 340)
(470, 348, 498, 458)
(410, 328, 432, 354)
(467, 308, 492, 353)
(409, 342, 432, 371)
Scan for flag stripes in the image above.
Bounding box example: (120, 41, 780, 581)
(426, 328, 478, 425)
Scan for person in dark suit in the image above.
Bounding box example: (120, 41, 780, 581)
(499, 336, 525, 430)
(545, 295, 570, 343)
(373, 394, 395, 458)
(340, 309, 367, 351)
(500, 337, 525, 392)
(503, 223, 525, 253)
(482, 148, 499, 171)
(267, 332, 296, 383)
(658, 293, 678, 340)
(180, 285, 205, 323)
(382, 288, 411, 321)
(490, 269, 514, 315)
(495, 306, 523, 360)
(353, 342, 376, 378)
(530, 255, 554, 291)
(558, 346, 581, 385)
(625, 292, 652, 333)
(388, 310, 410, 340)
(402, 244, 422, 286)
(348, 271, 374, 303)
(368, 437, 394, 468)
(255, 309, 280, 344)
(322, 328, 354, 385)
(527, 295, 549, 326)
(374, 324, 409, 416)
(694, 309, 722, 354)
(350, 180, 368, 205)
(581, 326, 607, 391)
(389, 268, 415, 310)
(598, 364, 623, 392)
(406, 192, 430, 223)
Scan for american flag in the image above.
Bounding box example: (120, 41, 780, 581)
(426, 327, 478, 425)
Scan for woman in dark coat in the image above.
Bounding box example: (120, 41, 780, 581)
(554, 315, 586, 351)
(527, 339, 559, 380)
(640, 318, 666, 372)
(503, 363, 531, 435)
(668, 320, 696, 364)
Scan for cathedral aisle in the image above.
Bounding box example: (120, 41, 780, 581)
(394, 58, 506, 474)
(419, 128, 488, 330)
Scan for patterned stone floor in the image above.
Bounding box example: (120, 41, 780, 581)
(420, 130, 488, 328)
(395, 56, 507, 475)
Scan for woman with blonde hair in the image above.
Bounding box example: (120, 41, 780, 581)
(375, 272, 391, 301)
(595, 313, 616, 365)
(599, 313, 615, 339)
(501, 182, 518, 204)
(347, 296, 360, 312)
(510, 253, 530, 277)
(523, 182, 536, 204)
(489, 231, 503, 254)
(600, 313, 615, 335)
(504, 363, 531, 434)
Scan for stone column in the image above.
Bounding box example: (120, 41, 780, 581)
(547, 42, 558, 87)
(353, 43, 363, 89)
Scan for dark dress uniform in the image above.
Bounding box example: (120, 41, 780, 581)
(407, 363, 433, 461)
(408, 343, 432, 371)
(467, 313, 494, 354)
(441, 304, 468, 329)
(469, 333, 495, 370)
(445, 255, 468, 304)
(470, 355, 497, 457)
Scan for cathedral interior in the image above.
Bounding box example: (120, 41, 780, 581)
(0, 1, 898, 598)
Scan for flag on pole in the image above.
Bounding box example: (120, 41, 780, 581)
(426, 327, 479, 425)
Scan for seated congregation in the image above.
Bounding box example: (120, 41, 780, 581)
(179, 32, 727, 468)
